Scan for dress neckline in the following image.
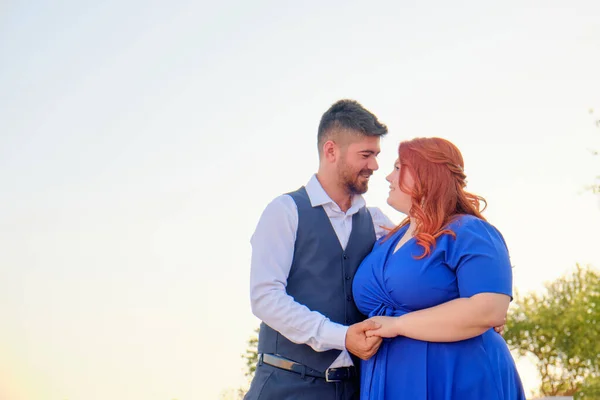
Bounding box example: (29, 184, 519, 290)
(392, 225, 415, 254)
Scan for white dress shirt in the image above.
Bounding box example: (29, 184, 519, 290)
(250, 175, 394, 368)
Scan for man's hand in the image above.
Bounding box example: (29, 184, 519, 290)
(345, 319, 383, 360)
(364, 316, 401, 338)
(494, 317, 506, 335)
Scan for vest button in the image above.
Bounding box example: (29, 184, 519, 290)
(346, 295, 352, 301)
(343, 254, 349, 260)
(345, 275, 351, 280)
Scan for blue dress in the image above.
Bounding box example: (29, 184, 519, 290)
(352, 215, 526, 400)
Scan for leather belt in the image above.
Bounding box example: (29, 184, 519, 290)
(260, 353, 356, 382)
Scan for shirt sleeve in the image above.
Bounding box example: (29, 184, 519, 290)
(367, 206, 397, 240)
(250, 195, 348, 352)
(446, 216, 513, 299)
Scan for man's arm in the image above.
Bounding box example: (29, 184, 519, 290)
(250, 195, 347, 352)
(368, 206, 396, 240)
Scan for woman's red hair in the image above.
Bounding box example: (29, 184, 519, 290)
(386, 137, 487, 259)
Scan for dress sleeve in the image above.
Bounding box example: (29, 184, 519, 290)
(446, 216, 513, 299)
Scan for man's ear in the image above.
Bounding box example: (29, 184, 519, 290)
(322, 140, 338, 163)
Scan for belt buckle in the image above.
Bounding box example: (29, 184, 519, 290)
(325, 367, 342, 383)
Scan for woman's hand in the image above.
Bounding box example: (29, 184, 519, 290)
(364, 316, 402, 338)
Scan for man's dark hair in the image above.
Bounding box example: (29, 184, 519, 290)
(317, 99, 388, 155)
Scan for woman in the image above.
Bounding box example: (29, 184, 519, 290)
(352, 137, 526, 399)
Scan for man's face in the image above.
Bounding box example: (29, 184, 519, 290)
(337, 135, 381, 195)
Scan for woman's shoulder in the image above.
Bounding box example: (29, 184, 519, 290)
(447, 214, 497, 234)
(445, 214, 508, 253)
(442, 215, 512, 277)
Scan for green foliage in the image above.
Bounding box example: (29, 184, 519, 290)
(577, 375, 600, 400)
(224, 328, 259, 399)
(505, 264, 600, 398)
(242, 328, 259, 378)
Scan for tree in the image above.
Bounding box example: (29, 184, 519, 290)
(504, 264, 600, 398)
(242, 328, 259, 378)
(579, 376, 600, 400)
(219, 328, 259, 399)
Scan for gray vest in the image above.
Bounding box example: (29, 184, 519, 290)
(257, 187, 376, 372)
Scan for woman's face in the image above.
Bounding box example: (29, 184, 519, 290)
(386, 158, 415, 214)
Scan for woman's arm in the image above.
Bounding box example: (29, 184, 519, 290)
(366, 292, 510, 342)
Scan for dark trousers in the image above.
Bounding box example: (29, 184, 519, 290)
(244, 362, 360, 400)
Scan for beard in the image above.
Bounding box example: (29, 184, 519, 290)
(338, 158, 373, 195)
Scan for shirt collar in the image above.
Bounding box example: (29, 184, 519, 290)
(305, 174, 366, 213)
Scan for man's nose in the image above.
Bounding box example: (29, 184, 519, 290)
(369, 158, 379, 171)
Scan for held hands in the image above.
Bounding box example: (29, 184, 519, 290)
(364, 316, 401, 338)
(345, 319, 383, 360)
(362, 316, 506, 339)
(493, 317, 506, 335)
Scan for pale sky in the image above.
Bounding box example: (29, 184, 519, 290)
(1, 1, 599, 399)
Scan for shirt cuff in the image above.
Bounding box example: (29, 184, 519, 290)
(319, 321, 349, 351)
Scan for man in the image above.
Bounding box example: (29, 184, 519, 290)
(245, 99, 393, 400)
